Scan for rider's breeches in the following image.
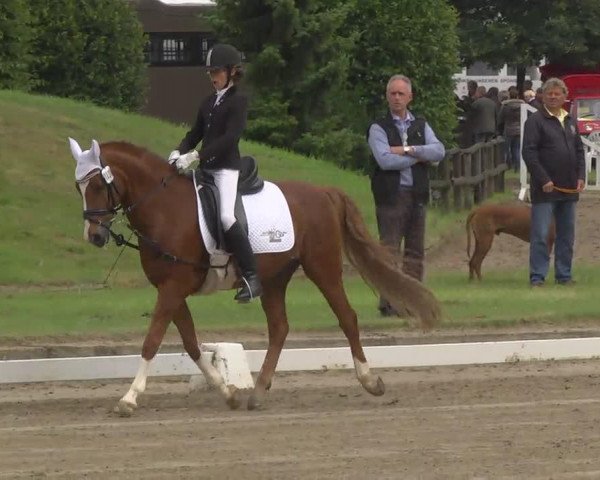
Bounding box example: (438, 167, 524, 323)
(206, 168, 239, 231)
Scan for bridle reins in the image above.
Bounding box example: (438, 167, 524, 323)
(79, 160, 206, 268)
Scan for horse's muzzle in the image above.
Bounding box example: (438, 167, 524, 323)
(89, 228, 110, 247)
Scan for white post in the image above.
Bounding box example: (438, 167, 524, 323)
(581, 136, 600, 191)
(518, 103, 540, 201)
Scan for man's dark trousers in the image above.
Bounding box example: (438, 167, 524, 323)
(376, 189, 426, 314)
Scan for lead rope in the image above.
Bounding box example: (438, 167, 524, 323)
(552, 185, 580, 194)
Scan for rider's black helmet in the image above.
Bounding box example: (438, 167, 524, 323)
(206, 44, 242, 69)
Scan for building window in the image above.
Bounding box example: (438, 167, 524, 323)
(145, 32, 214, 66)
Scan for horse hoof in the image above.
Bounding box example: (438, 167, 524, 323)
(226, 386, 241, 410)
(114, 399, 136, 417)
(363, 376, 385, 397)
(247, 394, 262, 411)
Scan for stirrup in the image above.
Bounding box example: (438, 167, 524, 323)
(234, 276, 263, 303)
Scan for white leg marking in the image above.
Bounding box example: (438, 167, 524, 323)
(196, 356, 230, 398)
(353, 357, 371, 383)
(120, 358, 151, 407)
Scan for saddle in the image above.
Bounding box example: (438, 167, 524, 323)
(194, 156, 264, 251)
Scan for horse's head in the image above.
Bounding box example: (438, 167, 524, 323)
(69, 137, 120, 248)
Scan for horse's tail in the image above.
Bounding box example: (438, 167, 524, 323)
(326, 189, 441, 330)
(466, 210, 476, 260)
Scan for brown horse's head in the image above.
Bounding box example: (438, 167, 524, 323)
(69, 138, 120, 248)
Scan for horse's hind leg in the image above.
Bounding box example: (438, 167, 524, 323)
(469, 231, 494, 281)
(248, 263, 297, 410)
(173, 302, 241, 409)
(303, 257, 385, 397)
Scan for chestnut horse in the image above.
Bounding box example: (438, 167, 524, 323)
(70, 139, 441, 414)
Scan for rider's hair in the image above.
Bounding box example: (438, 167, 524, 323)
(230, 65, 244, 84)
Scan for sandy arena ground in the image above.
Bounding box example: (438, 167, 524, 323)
(2, 359, 600, 479)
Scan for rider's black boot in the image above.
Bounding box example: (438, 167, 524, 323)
(224, 222, 263, 303)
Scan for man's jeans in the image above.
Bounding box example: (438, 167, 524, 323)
(530, 201, 576, 285)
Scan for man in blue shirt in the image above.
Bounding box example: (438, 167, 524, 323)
(367, 74, 445, 316)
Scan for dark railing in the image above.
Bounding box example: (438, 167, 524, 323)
(429, 138, 507, 210)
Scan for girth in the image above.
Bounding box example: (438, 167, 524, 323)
(194, 156, 264, 250)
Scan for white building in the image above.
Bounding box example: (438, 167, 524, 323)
(454, 61, 542, 97)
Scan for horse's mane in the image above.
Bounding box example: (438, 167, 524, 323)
(100, 141, 168, 171)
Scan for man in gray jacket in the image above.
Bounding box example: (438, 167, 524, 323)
(469, 86, 497, 144)
(497, 86, 524, 172)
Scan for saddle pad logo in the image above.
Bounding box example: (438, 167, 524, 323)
(261, 228, 287, 243)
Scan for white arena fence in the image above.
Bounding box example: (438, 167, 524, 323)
(2, 338, 600, 388)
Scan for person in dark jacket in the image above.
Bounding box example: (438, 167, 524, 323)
(469, 86, 497, 143)
(168, 43, 262, 303)
(367, 74, 445, 316)
(497, 86, 524, 172)
(522, 77, 586, 287)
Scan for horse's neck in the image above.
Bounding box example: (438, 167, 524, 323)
(110, 151, 171, 210)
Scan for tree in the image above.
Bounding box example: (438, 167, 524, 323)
(0, 0, 33, 90)
(452, 0, 600, 92)
(344, 0, 460, 148)
(29, 0, 147, 111)
(209, 0, 360, 167)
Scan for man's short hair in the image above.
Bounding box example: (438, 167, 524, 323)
(523, 89, 535, 101)
(386, 74, 412, 93)
(542, 77, 568, 96)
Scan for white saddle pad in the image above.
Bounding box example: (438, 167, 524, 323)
(192, 179, 295, 255)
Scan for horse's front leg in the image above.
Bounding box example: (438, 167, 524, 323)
(114, 287, 181, 416)
(172, 302, 241, 410)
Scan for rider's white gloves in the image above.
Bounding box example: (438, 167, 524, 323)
(167, 150, 180, 164)
(175, 150, 200, 173)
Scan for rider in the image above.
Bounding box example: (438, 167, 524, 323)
(168, 43, 262, 303)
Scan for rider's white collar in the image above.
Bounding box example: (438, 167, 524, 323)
(215, 83, 233, 106)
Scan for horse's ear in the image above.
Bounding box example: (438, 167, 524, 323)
(91, 139, 101, 161)
(68, 137, 82, 161)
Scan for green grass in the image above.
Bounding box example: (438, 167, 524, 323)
(2, 266, 599, 337)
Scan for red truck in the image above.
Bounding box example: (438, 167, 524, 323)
(539, 64, 600, 136)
